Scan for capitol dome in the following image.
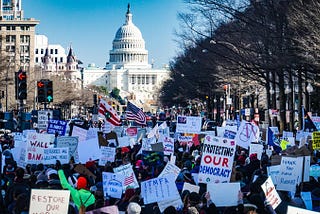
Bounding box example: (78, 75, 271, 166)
(108, 4, 149, 68)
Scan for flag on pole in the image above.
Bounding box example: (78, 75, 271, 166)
(98, 99, 121, 126)
(126, 101, 146, 125)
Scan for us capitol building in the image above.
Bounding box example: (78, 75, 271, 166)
(81, 5, 170, 112)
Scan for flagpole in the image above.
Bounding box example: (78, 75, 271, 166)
(302, 105, 305, 131)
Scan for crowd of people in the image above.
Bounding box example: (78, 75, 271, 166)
(0, 124, 319, 214)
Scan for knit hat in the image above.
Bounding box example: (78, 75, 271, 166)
(77, 176, 87, 189)
(127, 202, 141, 214)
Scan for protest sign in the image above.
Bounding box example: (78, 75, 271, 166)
(37, 110, 53, 130)
(182, 182, 200, 193)
(118, 136, 130, 148)
(287, 206, 318, 214)
(141, 137, 154, 151)
(99, 146, 116, 166)
(29, 189, 70, 214)
(159, 162, 181, 180)
(11, 146, 27, 168)
(141, 174, 179, 204)
(27, 132, 55, 148)
(177, 135, 193, 145)
(43, 148, 69, 165)
(74, 164, 96, 180)
(261, 177, 281, 210)
(56, 136, 79, 162)
(158, 198, 183, 213)
(198, 136, 236, 183)
(86, 128, 99, 140)
(71, 125, 88, 143)
(142, 151, 164, 167)
(126, 127, 138, 137)
(277, 157, 301, 192)
(267, 165, 280, 185)
(216, 127, 225, 137)
(26, 146, 44, 164)
(249, 143, 263, 160)
(312, 131, 320, 150)
(207, 183, 240, 207)
(85, 205, 119, 214)
(234, 121, 259, 149)
(77, 137, 101, 163)
(102, 172, 125, 199)
(113, 164, 139, 189)
(163, 137, 174, 156)
(47, 119, 67, 136)
(176, 116, 202, 134)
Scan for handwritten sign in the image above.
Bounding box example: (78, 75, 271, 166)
(27, 132, 55, 148)
(99, 147, 116, 166)
(37, 110, 53, 130)
(267, 165, 280, 185)
(163, 137, 174, 156)
(71, 126, 88, 143)
(312, 131, 320, 150)
(56, 136, 79, 162)
(25, 147, 68, 165)
(159, 162, 181, 181)
(277, 157, 301, 192)
(102, 172, 125, 199)
(29, 189, 70, 214)
(141, 174, 179, 204)
(47, 119, 67, 136)
(198, 136, 236, 183)
(176, 116, 202, 134)
(261, 177, 281, 209)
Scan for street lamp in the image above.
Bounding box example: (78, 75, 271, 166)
(306, 82, 314, 112)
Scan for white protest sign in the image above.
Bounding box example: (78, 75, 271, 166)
(249, 144, 264, 160)
(234, 121, 259, 149)
(286, 206, 318, 214)
(158, 197, 183, 213)
(43, 148, 69, 165)
(56, 136, 79, 162)
(182, 182, 200, 193)
(163, 137, 174, 156)
(26, 146, 44, 164)
(141, 174, 179, 204)
(37, 110, 53, 130)
(159, 162, 181, 181)
(29, 189, 70, 214)
(27, 132, 55, 148)
(176, 116, 202, 134)
(71, 126, 88, 143)
(141, 137, 155, 151)
(216, 127, 225, 137)
(86, 205, 119, 214)
(99, 146, 116, 166)
(267, 165, 280, 185)
(77, 137, 101, 163)
(198, 136, 236, 183)
(102, 172, 125, 199)
(113, 164, 139, 189)
(207, 183, 240, 207)
(118, 136, 130, 148)
(282, 131, 293, 138)
(11, 146, 27, 168)
(277, 157, 301, 192)
(261, 177, 281, 210)
(86, 128, 99, 140)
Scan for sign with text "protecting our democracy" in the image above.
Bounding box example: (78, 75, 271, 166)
(198, 135, 236, 184)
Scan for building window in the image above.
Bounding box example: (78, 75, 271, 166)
(41, 49, 44, 54)
(50, 49, 53, 54)
(55, 49, 58, 54)
(137, 75, 141, 84)
(35, 57, 39, 63)
(141, 75, 145, 84)
(146, 75, 150, 84)
(152, 75, 156, 84)
(131, 75, 135, 84)
(35, 49, 38, 54)
(60, 57, 63, 62)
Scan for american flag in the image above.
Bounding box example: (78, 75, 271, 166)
(124, 173, 134, 186)
(126, 101, 146, 125)
(98, 99, 121, 126)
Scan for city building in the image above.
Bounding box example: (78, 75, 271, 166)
(0, 0, 39, 111)
(82, 4, 170, 112)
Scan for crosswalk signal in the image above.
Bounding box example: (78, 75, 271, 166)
(37, 80, 46, 103)
(46, 80, 53, 103)
(15, 69, 27, 100)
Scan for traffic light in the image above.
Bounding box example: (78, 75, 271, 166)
(15, 69, 27, 100)
(46, 80, 53, 103)
(37, 80, 46, 103)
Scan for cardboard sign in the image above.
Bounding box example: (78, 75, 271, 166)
(141, 174, 179, 204)
(207, 183, 240, 207)
(261, 177, 281, 209)
(47, 119, 67, 136)
(99, 146, 116, 166)
(176, 116, 202, 134)
(29, 189, 70, 214)
(198, 136, 236, 183)
(74, 164, 96, 180)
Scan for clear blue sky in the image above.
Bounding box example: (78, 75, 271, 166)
(24, 0, 186, 68)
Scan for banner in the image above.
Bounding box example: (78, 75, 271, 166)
(198, 136, 236, 183)
(141, 174, 179, 204)
(261, 177, 281, 210)
(176, 116, 202, 134)
(99, 147, 116, 166)
(29, 189, 70, 214)
(47, 119, 67, 136)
